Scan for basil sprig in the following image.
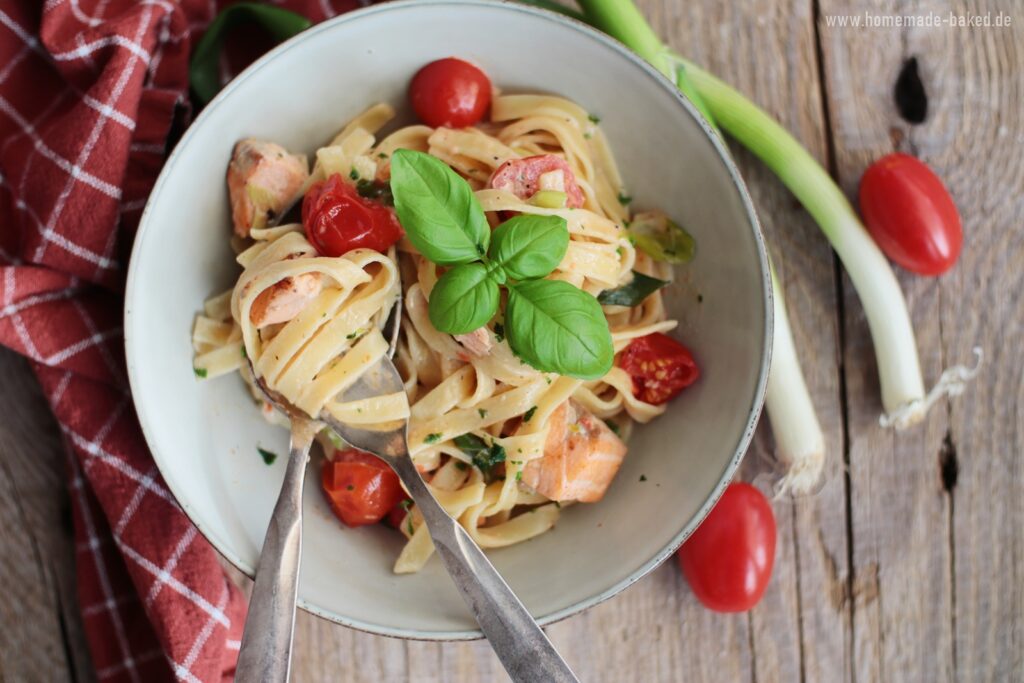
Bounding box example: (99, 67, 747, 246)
(390, 150, 614, 379)
(597, 271, 669, 306)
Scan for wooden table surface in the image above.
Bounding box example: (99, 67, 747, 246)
(2, 1, 1021, 681)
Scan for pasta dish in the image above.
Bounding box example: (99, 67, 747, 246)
(192, 58, 699, 574)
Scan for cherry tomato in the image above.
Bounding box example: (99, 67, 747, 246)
(302, 174, 403, 257)
(616, 333, 699, 405)
(488, 155, 586, 208)
(677, 483, 776, 612)
(409, 58, 492, 128)
(321, 448, 405, 527)
(858, 153, 963, 276)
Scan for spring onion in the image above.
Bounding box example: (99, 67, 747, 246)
(530, 190, 568, 209)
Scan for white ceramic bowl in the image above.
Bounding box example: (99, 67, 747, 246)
(126, 0, 771, 639)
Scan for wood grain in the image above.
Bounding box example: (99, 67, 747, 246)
(0, 349, 94, 682)
(2, 0, 1022, 681)
(817, 0, 1024, 681)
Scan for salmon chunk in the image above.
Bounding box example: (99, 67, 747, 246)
(249, 273, 322, 327)
(227, 139, 309, 237)
(454, 327, 493, 357)
(520, 401, 627, 503)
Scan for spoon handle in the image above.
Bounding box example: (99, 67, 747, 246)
(394, 458, 580, 683)
(236, 424, 315, 683)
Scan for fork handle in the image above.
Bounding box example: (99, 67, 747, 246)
(236, 427, 314, 683)
(394, 458, 580, 683)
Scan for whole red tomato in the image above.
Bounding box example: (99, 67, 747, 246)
(302, 174, 403, 257)
(677, 483, 776, 612)
(858, 153, 962, 276)
(321, 448, 405, 527)
(616, 333, 699, 405)
(409, 57, 492, 128)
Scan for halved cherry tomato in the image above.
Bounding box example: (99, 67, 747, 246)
(488, 155, 586, 209)
(616, 332, 699, 405)
(858, 153, 963, 276)
(677, 483, 776, 612)
(409, 57, 492, 128)
(302, 174, 403, 257)
(321, 448, 405, 527)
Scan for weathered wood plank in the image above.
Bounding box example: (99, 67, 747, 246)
(816, 0, 1023, 681)
(0, 348, 94, 682)
(925, 3, 1023, 680)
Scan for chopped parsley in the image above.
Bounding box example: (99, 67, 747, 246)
(639, 474, 647, 482)
(493, 322, 505, 343)
(583, 132, 592, 140)
(193, 367, 207, 378)
(349, 167, 359, 180)
(240, 345, 247, 359)
(356, 179, 394, 206)
(406, 516, 415, 535)
(346, 329, 363, 340)
(588, 113, 601, 124)
(257, 447, 277, 465)
(515, 470, 523, 482)
(554, 501, 562, 509)
(400, 499, 412, 510)
(424, 433, 442, 444)
(454, 461, 468, 471)
(346, 484, 355, 491)
(617, 192, 633, 206)
(523, 406, 538, 422)
(604, 419, 622, 437)
(454, 433, 506, 474)
(478, 408, 488, 419)
(377, 152, 388, 159)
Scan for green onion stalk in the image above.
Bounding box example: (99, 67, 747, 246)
(557, 0, 954, 491)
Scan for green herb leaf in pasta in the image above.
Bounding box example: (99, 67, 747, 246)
(597, 271, 669, 306)
(428, 263, 500, 334)
(454, 433, 507, 473)
(389, 149, 489, 264)
(488, 214, 569, 281)
(505, 279, 614, 380)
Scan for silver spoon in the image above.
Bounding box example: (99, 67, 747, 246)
(236, 307, 578, 682)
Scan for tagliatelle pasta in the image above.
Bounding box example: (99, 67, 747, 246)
(193, 92, 682, 575)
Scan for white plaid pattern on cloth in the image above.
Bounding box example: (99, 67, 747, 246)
(0, 0, 365, 680)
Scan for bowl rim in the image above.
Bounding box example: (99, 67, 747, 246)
(125, 0, 773, 641)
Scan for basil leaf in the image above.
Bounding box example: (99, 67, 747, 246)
(628, 210, 696, 264)
(389, 149, 489, 265)
(597, 271, 669, 306)
(505, 279, 613, 380)
(454, 433, 507, 473)
(488, 214, 569, 281)
(428, 263, 500, 334)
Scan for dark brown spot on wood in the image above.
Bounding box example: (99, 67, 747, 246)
(939, 431, 959, 492)
(852, 562, 880, 607)
(894, 57, 928, 124)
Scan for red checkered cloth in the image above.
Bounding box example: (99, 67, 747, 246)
(0, 1, 359, 680)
